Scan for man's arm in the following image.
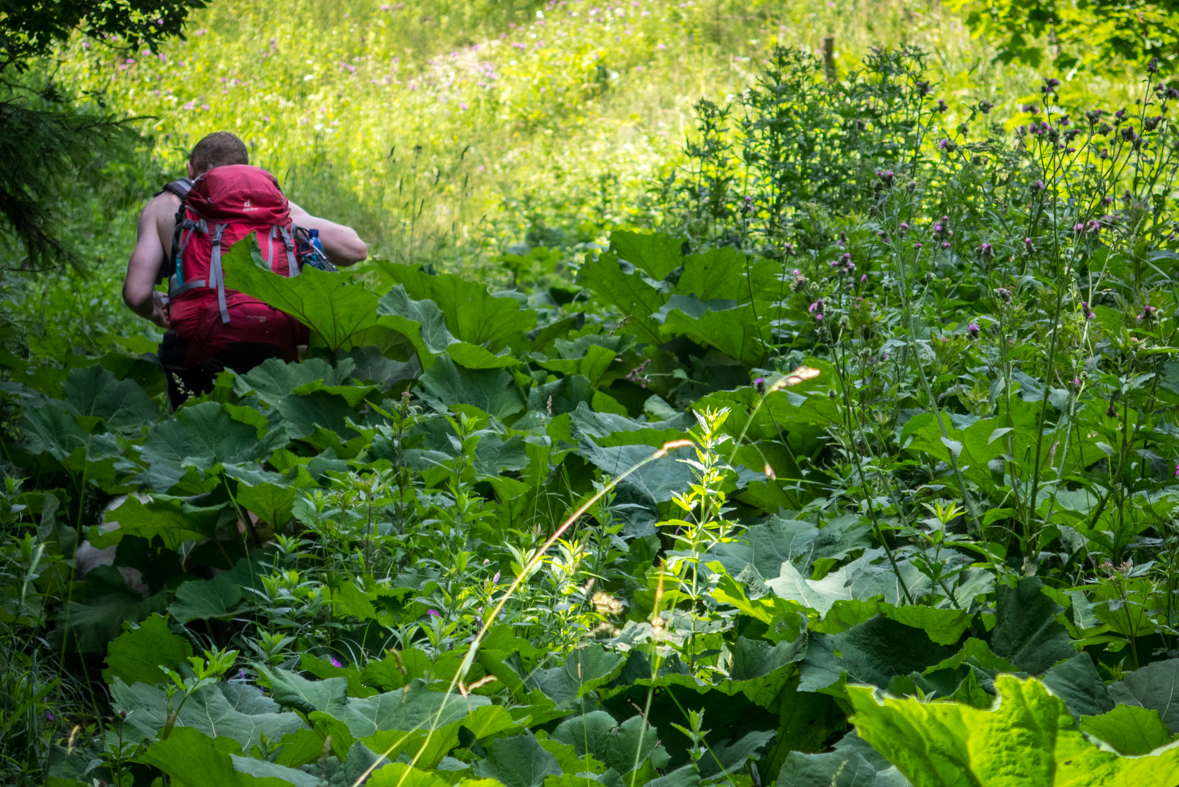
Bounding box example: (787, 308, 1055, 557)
(123, 198, 170, 327)
(289, 202, 368, 267)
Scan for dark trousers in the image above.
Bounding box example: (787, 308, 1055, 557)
(159, 330, 284, 411)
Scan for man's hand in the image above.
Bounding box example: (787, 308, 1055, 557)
(150, 292, 171, 328)
(288, 202, 368, 266)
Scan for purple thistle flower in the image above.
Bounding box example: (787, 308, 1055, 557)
(428, 609, 441, 618)
(967, 323, 980, 338)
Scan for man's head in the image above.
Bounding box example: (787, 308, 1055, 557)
(187, 131, 249, 177)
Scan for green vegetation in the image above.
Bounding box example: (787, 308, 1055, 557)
(4, 1, 1179, 786)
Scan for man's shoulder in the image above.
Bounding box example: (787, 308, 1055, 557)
(143, 190, 182, 223)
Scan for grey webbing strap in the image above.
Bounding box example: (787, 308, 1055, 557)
(281, 223, 300, 276)
(266, 227, 276, 269)
(209, 223, 230, 324)
(169, 279, 207, 297)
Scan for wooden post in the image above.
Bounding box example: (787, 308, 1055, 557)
(822, 35, 836, 81)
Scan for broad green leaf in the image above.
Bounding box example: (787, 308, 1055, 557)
(798, 616, 953, 694)
(552, 711, 668, 775)
(813, 601, 972, 647)
(536, 344, 617, 387)
(138, 401, 284, 492)
(102, 613, 193, 686)
(169, 574, 245, 624)
(278, 390, 361, 443)
(657, 296, 770, 366)
(528, 375, 595, 417)
(378, 264, 537, 351)
(375, 284, 458, 368)
(222, 235, 379, 350)
(113, 679, 305, 757)
(526, 645, 628, 709)
(765, 559, 851, 617)
(328, 679, 490, 738)
(60, 364, 159, 432)
(138, 726, 320, 787)
(693, 367, 840, 440)
(674, 248, 779, 304)
(473, 732, 564, 787)
(577, 252, 667, 345)
(1042, 654, 1115, 719)
(776, 732, 910, 787)
(697, 729, 776, 779)
(848, 675, 1179, 786)
(1080, 705, 1174, 755)
(1107, 658, 1179, 733)
(256, 664, 349, 716)
(234, 357, 351, 406)
(63, 565, 172, 653)
(363, 703, 522, 770)
(19, 400, 94, 461)
(608, 230, 685, 280)
(576, 439, 693, 505)
(418, 355, 525, 419)
(89, 494, 223, 550)
(369, 763, 454, 787)
(990, 578, 1076, 675)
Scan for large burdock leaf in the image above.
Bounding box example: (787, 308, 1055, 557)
(113, 679, 304, 758)
(139, 726, 319, 787)
(1079, 705, 1174, 755)
(138, 401, 284, 492)
(234, 357, 354, 406)
(102, 613, 193, 686)
(89, 494, 224, 550)
(222, 235, 380, 351)
(609, 230, 686, 280)
(63, 565, 172, 653)
(674, 247, 781, 305)
(577, 252, 668, 345)
(778, 731, 911, 787)
(1041, 654, 1114, 719)
(656, 295, 771, 367)
(60, 364, 159, 432)
(368, 763, 452, 787)
(989, 577, 1075, 675)
(473, 732, 564, 787)
(847, 675, 1179, 787)
(1107, 658, 1179, 733)
(417, 355, 524, 419)
(798, 616, 953, 694)
(255, 664, 348, 716)
(378, 263, 537, 351)
(525, 645, 628, 709)
(553, 711, 668, 775)
(169, 574, 245, 624)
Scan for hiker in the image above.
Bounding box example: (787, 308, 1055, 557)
(122, 131, 368, 410)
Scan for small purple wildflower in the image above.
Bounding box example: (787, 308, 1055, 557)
(967, 323, 980, 338)
(330, 656, 343, 668)
(428, 609, 441, 618)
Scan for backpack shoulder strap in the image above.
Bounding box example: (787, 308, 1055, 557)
(157, 177, 194, 201)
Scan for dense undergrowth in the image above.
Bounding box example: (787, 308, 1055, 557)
(5, 2, 1179, 787)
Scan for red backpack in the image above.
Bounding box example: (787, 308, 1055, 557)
(166, 165, 309, 366)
